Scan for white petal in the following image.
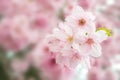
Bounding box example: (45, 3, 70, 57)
(53, 28, 67, 41)
(95, 30, 108, 42)
(75, 30, 87, 43)
(59, 23, 73, 36)
(80, 57, 91, 69)
(72, 42, 90, 55)
(86, 12, 96, 21)
(72, 42, 80, 52)
(71, 6, 84, 16)
(90, 43, 102, 57)
(61, 44, 72, 56)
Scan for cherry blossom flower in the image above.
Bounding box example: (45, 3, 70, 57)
(47, 5, 109, 69)
(73, 30, 107, 57)
(65, 5, 96, 32)
(11, 58, 30, 73)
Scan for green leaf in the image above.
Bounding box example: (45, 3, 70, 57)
(96, 27, 113, 36)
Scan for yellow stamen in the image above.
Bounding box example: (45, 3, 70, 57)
(67, 36, 73, 43)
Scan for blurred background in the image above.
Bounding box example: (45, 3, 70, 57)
(0, 0, 120, 80)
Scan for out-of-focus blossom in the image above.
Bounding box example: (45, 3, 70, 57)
(78, 0, 95, 10)
(36, 0, 65, 12)
(11, 58, 30, 73)
(0, 15, 39, 51)
(63, 1, 77, 17)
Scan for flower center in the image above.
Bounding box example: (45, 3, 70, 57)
(78, 18, 86, 26)
(86, 38, 94, 45)
(67, 36, 73, 43)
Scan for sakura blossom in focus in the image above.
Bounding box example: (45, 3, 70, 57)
(47, 5, 109, 70)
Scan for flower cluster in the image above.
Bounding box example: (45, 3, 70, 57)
(47, 6, 109, 69)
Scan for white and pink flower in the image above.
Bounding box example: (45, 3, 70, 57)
(47, 5, 108, 69)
